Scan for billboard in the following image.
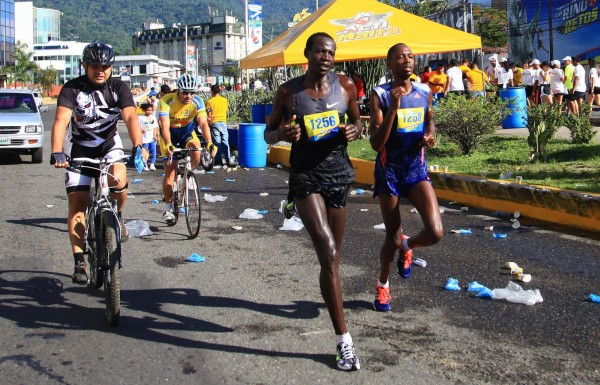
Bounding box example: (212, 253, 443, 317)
(248, 1, 263, 54)
(120, 66, 131, 81)
(508, 0, 600, 64)
(186, 45, 197, 76)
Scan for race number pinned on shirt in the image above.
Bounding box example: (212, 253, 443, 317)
(396, 107, 425, 133)
(304, 110, 340, 142)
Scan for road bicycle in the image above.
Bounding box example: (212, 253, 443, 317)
(70, 156, 128, 327)
(167, 148, 203, 238)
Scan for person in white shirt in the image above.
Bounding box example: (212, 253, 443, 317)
(444, 59, 465, 95)
(567, 56, 587, 115)
(138, 103, 159, 170)
(486, 54, 499, 89)
(496, 57, 514, 89)
(588, 58, 599, 107)
(536, 61, 552, 105)
(549, 60, 566, 113)
(521, 61, 535, 106)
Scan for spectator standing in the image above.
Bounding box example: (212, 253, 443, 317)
(589, 58, 600, 107)
(510, 62, 524, 86)
(567, 56, 587, 115)
(466, 62, 487, 98)
(458, 58, 470, 74)
(496, 58, 514, 89)
(563, 56, 574, 92)
(536, 61, 553, 105)
(420, 66, 432, 84)
(445, 59, 465, 96)
(352, 74, 366, 103)
(206, 85, 236, 166)
(427, 64, 447, 103)
(486, 54, 499, 88)
(522, 61, 536, 106)
(253, 78, 263, 90)
(549, 60, 566, 113)
(138, 103, 159, 170)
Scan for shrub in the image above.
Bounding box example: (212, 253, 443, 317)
(526, 103, 562, 162)
(433, 93, 509, 155)
(222, 89, 276, 123)
(563, 103, 595, 144)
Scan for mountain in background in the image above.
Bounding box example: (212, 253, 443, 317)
(24, 0, 332, 54)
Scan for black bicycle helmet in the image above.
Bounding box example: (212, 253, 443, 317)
(82, 42, 115, 65)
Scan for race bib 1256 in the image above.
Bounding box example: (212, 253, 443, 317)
(396, 107, 425, 133)
(304, 110, 340, 142)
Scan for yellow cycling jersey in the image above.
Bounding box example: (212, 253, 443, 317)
(158, 92, 207, 129)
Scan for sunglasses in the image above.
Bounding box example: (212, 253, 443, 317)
(181, 91, 196, 96)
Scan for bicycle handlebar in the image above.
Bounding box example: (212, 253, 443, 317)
(166, 147, 203, 166)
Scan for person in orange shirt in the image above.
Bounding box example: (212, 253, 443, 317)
(427, 64, 447, 104)
(466, 62, 488, 98)
(458, 58, 470, 74)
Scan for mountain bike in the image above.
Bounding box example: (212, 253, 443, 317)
(70, 156, 128, 327)
(167, 148, 203, 238)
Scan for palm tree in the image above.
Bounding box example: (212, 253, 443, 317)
(38, 66, 59, 96)
(3, 41, 39, 88)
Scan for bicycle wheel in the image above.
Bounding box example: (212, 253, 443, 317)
(86, 207, 102, 289)
(185, 172, 202, 238)
(170, 174, 184, 226)
(101, 210, 121, 327)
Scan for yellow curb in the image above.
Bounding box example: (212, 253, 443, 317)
(267, 145, 600, 233)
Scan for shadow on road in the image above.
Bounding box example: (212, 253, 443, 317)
(6, 217, 68, 233)
(0, 269, 353, 369)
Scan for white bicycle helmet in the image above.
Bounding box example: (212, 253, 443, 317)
(177, 74, 198, 92)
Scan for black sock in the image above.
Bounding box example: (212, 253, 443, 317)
(74, 252, 85, 265)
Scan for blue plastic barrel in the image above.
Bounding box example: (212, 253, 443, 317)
(238, 123, 267, 168)
(499, 87, 527, 128)
(251, 104, 265, 123)
(263, 104, 273, 124)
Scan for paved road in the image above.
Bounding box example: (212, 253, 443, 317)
(0, 105, 599, 384)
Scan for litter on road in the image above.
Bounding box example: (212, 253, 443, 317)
(445, 277, 461, 291)
(186, 253, 206, 263)
(373, 223, 386, 230)
(239, 208, 263, 219)
(451, 228, 472, 234)
(280, 216, 304, 231)
(125, 219, 153, 237)
(491, 281, 543, 305)
(204, 194, 227, 202)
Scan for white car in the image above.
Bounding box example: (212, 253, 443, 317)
(0, 89, 46, 163)
(32, 91, 43, 107)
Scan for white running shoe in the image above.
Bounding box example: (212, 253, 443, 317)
(162, 210, 175, 224)
(149, 164, 156, 170)
(336, 342, 360, 371)
(143, 165, 149, 171)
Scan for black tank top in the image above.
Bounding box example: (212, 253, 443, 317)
(288, 72, 352, 179)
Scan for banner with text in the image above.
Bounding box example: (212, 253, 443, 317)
(248, 1, 263, 54)
(508, 0, 600, 64)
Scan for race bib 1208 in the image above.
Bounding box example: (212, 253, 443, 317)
(396, 107, 425, 133)
(304, 110, 340, 142)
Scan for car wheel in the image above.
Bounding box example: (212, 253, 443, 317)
(31, 147, 43, 163)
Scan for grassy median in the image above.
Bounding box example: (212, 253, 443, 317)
(348, 136, 600, 193)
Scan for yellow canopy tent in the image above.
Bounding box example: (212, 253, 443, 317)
(240, 0, 482, 69)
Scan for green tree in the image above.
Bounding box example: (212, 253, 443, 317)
(222, 66, 240, 82)
(2, 41, 39, 88)
(382, 0, 452, 16)
(473, 5, 508, 48)
(38, 66, 59, 96)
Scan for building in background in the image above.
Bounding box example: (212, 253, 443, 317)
(31, 41, 88, 84)
(1, 0, 16, 86)
(15, 1, 61, 49)
(112, 55, 182, 90)
(133, 14, 246, 81)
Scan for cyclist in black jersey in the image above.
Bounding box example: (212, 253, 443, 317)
(50, 42, 147, 285)
(265, 32, 362, 371)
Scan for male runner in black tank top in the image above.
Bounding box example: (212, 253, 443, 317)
(265, 32, 363, 371)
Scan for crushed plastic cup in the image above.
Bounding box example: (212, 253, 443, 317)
(204, 194, 227, 202)
(360, 208, 369, 212)
(238, 208, 263, 219)
(125, 219, 153, 237)
(413, 258, 427, 267)
(589, 293, 600, 303)
(490, 281, 543, 305)
(46, 204, 54, 208)
(206, 171, 215, 174)
(225, 178, 235, 182)
(484, 226, 495, 231)
(276, 163, 283, 170)
(410, 208, 419, 213)
(355, 189, 365, 195)
(258, 210, 268, 214)
(186, 253, 206, 263)
(445, 277, 461, 291)
(132, 179, 143, 184)
(476, 287, 493, 298)
(232, 226, 243, 231)
(450, 228, 472, 234)
(200, 186, 212, 190)
(373, 223, 386, 230)
(511, 267, 524, 275)
(467, 281, 491, 293)
(279, 216, 304, 231)
(259, 192, 269, 196)
(179, 207, 186, 213)
(493, 233, 507, 238)
(505, 262, 519, 271)
(151, 199, 160, 205)
(515, 273, 532, 283)
(460, 206, 469, 212)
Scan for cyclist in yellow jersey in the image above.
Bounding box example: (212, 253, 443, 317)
(159, 74, 216, 223)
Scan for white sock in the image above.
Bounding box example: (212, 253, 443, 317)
(376, 279, 389, 288)
(336, 332, 352, 346)
(165, 202, 173, 211)
(402, 237, 411, 252)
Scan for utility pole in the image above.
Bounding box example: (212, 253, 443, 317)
(244, 0, 250, 89)
(316, 0, 319, 10)
(548, 0, 554, 60)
